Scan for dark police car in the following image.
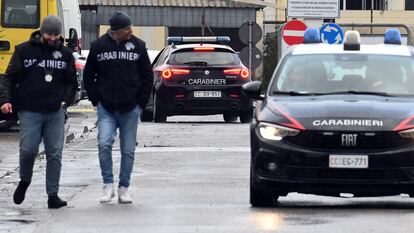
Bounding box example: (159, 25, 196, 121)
(243, 29, 414, 206)
(144, 36, 253, 123)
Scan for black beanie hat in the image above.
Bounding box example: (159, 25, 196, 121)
(40, 15, 62, 35)
(109, 11, 132, 31)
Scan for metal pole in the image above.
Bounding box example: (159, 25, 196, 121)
(370, 0, 373, 34)
(248, 21, 252, 81)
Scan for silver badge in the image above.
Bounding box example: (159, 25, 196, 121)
(204, 70, 210, 75)
(45, 74, 53, 82)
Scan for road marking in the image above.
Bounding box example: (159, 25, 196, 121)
(68, 147, 250, 153)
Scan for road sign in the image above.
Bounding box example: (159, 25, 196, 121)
(320, 23, 344, 44)
(239, 21, 262, 45)
(287, 0, 340, 19)
(282, 20, 307, 46)
(239, 46, 263, 69)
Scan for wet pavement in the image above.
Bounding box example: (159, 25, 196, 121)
(1, 108, 414, 233)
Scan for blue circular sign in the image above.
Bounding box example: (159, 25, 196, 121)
(320, 23, 344, 44)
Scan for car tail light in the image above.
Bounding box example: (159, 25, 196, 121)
(75, 61, 85, 70)
(194, 47, 215, 52)
(161, 68, 190, 79)
(224, 68, 249, 79)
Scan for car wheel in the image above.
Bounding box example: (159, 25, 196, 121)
(0, 119, 18, 131)
(240, 108, 253, 123)
(153, 95, 167, 123)
(223, 112, 238, 123)
(250, 182, 277, 207)
(140, 109, 153, 122)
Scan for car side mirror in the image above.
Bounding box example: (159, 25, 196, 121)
(242, 81, 264, 100)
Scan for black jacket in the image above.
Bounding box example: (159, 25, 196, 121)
(83, 33, 154, 112)
(0, 31, 77, 112)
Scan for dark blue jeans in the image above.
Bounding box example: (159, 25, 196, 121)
(18, 109, 65, 196)
(97, 104, 141, 188)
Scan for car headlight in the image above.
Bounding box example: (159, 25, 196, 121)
(398, 128, 414, 139)
(258, 122, 299, 141)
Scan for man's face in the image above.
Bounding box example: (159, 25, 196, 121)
(42, 33, 62, 47)
(113, 26, 133, 42)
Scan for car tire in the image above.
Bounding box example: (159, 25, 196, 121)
(250, 182, 277, 207)
(240, 108, 253, 123)
(140, 108, 153, 122)
(153, 95, 167, 123)
(0, 119, 18, 131)
(223, 112, 238, 123)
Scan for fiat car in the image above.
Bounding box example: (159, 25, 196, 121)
(243, 29, 414, 206)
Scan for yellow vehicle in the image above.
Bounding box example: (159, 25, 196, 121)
(0, 0, 80, 76)
(0, 0, 81, 130)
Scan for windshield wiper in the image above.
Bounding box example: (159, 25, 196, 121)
(316, 90, 393, 97)
(183, 61, 208, 66)
(272, 91, 316, 96)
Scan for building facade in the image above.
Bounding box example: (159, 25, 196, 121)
(78, 0, 265, 50)
(275, 0, 414, 42)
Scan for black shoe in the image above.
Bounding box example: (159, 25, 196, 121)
(13, 181, 30, 205)
(48, 195, 67, 209)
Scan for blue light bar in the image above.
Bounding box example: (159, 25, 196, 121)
(384, 29, 402, 45)
(167, 36, 231, 45)
(303, 28, 321, 44)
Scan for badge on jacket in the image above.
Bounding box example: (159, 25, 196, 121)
(45, 71, 53, 82)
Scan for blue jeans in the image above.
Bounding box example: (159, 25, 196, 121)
(97, 104, 141, 188)
(18, 109, 65, 196)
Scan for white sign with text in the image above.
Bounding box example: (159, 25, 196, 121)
(287, 0, 340, 18)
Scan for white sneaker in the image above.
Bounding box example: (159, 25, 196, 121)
(118, 186, 133, 204)
(100, 183, 115, 203)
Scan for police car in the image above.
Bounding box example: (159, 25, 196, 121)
(143, 36, 253, 123)
(243, 28, 414, 206)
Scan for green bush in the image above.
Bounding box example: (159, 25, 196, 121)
(262, 32, 278, 91)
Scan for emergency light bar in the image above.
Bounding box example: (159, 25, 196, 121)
(303, 28, 321, 44)
(384, 29, 402, 45)
(343, 31, 361, 51)
(167, 36, 231, 45)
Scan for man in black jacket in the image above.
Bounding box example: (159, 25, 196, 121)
(0, 15, 78, 209)
(83, 11, 154, 204)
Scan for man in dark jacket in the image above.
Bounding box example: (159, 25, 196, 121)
(0, 15, 78, 209)
(83, 11, 153, 204)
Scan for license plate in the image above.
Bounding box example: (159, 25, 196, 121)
(329, 155, 368, 169)
(193, 91, 221, 98)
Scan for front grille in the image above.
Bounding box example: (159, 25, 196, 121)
(284, 131, 414, 151)
(288, 167, 408, 181)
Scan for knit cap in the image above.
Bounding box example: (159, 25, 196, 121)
(40, 15, 62, 35)
(109, 11, 132, 31)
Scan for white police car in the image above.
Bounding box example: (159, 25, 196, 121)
(243, 28, 414, 207)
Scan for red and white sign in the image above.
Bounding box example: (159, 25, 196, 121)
(282, 20, 307, 46)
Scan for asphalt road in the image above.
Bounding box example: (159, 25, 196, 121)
(1, 112, 414, 233)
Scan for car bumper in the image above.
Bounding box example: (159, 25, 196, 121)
(251, 127, 414, 196)
(156, 84, 252, 115)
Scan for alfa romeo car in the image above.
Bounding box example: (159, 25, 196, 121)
(243, 29, 414, 206)
(142, 36, 253, 123)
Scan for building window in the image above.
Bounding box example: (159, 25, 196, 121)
(406, 0, 414, 10)
(341, 0, 386, 10)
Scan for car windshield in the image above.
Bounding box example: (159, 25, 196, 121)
(169, 51, 239, 66)
(271, 54, 414, 96)
(1, 0, 39, 28)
